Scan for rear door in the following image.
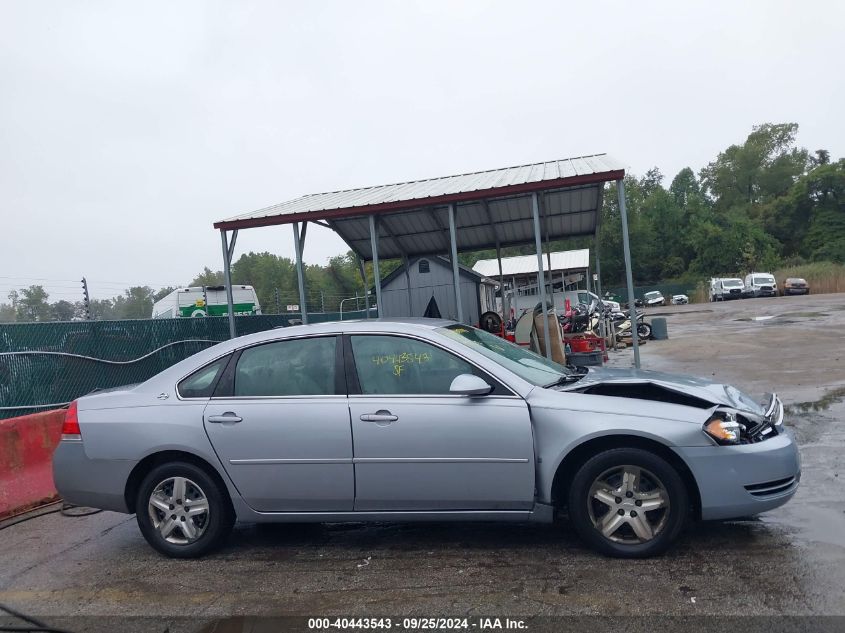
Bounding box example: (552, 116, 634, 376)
(346, 334, 535, 511)
(203, 334, 354, 512)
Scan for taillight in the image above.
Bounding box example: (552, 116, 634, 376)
(62, 400, 81, 438)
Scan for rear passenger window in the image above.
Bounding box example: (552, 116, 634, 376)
(234, 337, 337, 397)
(178, 356, 229, 398)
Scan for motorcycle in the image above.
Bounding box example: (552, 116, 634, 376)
(558, 303, 592, 334)
(601, 304, 652, 339)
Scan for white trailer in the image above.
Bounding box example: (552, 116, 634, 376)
(152, 286, 262, 319)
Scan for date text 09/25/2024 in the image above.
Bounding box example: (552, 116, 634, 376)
(308, 618, 528, 630)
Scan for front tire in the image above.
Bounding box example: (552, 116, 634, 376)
(637, 323, 652, 339)
(567, 448, 688, 558)
(135, 461, 234, 558)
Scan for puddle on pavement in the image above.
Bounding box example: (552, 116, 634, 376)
(782, 311, 830, 318)
(734, 310, 829, 323)
(762, 505, 845, 549)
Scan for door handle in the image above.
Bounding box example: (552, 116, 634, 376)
(360, 411, 398, 423)
(207, 412, 243, 424)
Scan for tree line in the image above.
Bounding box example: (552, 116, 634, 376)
(2, 122, 841, 323)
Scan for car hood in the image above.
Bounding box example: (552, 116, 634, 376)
(563, 367, 767, 415)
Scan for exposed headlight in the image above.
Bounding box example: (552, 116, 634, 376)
(704, 411, 743, 445)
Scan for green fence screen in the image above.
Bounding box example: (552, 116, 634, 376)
(0, 311, 373, 419)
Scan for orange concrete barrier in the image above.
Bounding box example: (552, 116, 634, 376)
(0, 409, 66, 520)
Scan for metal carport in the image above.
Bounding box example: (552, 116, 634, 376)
(213, 154, 641, 367)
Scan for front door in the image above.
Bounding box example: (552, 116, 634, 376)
(203, 335, 354, 512)
(346, 334, 534, 511)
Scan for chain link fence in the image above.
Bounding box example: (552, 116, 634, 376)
(0, 310, 372, 419)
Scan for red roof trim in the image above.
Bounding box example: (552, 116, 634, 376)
(213, 170, 624, 231)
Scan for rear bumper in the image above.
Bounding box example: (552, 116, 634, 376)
(674, 429, 800, 520)
(52, 441, 135, 513)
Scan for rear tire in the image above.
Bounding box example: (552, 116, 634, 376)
(135, 461, 234, 558)
(567, 448, 688, 558)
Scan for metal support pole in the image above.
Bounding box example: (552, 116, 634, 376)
(402, 255, 413, 315)
(228, 229, 238, 263)
(292, 222, 309, 324)
(369, 215, 382, 316)
(447, 204, 464, 323)
(595, 246, 603, 300)
(220, 229, 236, 338)
(357, 256, 370, 318)
(496, 243, 507, 320)
(617, 179, 640, 368)
(586, 267, 592, 295)
(532, 193, 552, 359)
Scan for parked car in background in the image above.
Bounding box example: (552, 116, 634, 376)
(710, 278, 745, 301)
(783, 278, 810, 295)
(671, 294, 689, 305)
(643, 291, 665, 307)
(743, 273, 778, 298)
(52, 319, 799, 560)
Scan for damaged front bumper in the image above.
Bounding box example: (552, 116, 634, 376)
(677, 394, 800, 520)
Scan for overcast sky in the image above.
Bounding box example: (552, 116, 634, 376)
(1, 0, 842, 301)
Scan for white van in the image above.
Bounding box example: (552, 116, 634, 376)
(710, 278, 744, 301)
(743, 273, 778, 298)
(152, 285, 262, 319)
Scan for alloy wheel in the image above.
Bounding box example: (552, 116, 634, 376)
(147, 476, 210, 545)
(587, 465, 670, 544)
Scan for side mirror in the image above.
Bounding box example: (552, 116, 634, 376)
(449, 374, 493, 396)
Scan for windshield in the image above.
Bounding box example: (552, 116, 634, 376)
(437, 324, 571, 387)
(644, 292, 661, 299)
(753, 276, 775, 285)
(722, 279, 743, 287)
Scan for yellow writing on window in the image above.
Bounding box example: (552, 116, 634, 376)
(371, 352, 431, 366)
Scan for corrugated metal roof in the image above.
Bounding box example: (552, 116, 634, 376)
(214, 154, 624, 261)
(215, 154, 624, 229)
(472, 249, 590, 277)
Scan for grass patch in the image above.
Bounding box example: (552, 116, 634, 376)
(785, 386, 845, 414)
(773, 261, 845, 295)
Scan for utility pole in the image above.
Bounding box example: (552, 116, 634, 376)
(320, 290, 325, 313)
(274, 288, 281, 315)
(81, 277, 91, 320)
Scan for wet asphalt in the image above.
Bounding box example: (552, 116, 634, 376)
(1, 293, 844, 632)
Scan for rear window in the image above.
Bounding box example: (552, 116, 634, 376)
(178, 356, 230, 398)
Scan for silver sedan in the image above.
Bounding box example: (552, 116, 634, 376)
(53, 319, 800, 558)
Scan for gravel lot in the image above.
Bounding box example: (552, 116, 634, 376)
(2, 293, 844, 632)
